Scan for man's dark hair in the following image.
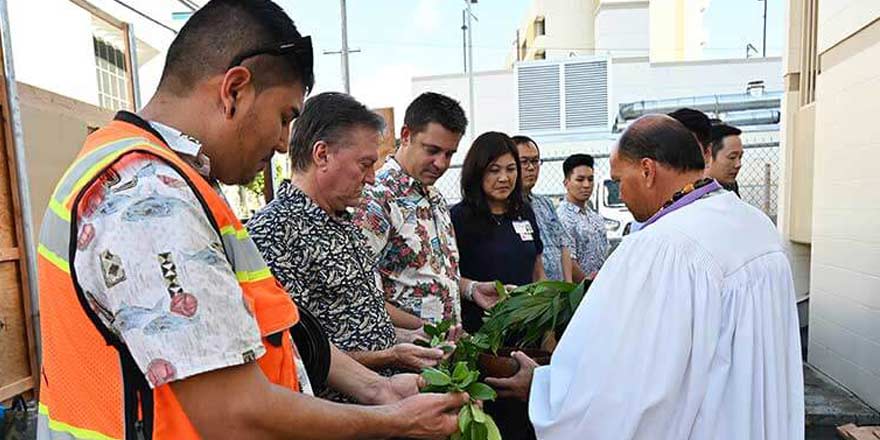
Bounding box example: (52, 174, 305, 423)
(460, 131, 526, 220)
(708, 123, 743, 159)
(511, 135, 540, 155)
(404, 92, 468, 135)
(158, 0, 314, 96)
(617, 115, 706, 172)
(562, 154, 594, 178)
(289, 92, 385, 172)
(668, 108, 711, 146)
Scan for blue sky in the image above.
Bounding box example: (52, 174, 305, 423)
(276, 0, 783, 128)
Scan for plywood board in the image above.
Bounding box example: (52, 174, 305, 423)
(0, 34, 37, 400)
(0, 126, 15, 248)
(0, 261, 32, 401)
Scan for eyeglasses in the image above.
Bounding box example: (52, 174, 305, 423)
(227, 36, 314, 80)
(521, 158, 542, 168)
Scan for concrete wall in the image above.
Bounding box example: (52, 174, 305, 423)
(807, 11, 880, 410)
(17, 84, 114, 237)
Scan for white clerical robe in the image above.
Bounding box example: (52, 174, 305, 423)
(529, 191, 804, 440)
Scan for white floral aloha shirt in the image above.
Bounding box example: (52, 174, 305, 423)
(72, 119, 264, 388)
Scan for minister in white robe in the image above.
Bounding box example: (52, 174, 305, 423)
(487, 115, 804, 440)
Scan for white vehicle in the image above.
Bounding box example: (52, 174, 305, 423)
(594, 179, 634, 248)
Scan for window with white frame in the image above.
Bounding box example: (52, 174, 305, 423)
(93, 36, 130, 111)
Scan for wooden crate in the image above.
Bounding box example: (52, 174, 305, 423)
(0, 40, 37, 401)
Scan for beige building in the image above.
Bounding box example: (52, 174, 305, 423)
(780, 0, 880, 409)
(508, 0, 707, 65)
(649, 0, 709, 61)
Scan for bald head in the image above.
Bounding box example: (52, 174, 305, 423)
(618, 115, 706, 172)
(611, 115, 709, 222)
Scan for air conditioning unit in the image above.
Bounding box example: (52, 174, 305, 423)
(516, 57, 610, 133)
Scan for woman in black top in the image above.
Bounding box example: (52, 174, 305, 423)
(451, 131, 545, 440)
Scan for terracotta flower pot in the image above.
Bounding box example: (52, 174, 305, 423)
(478, 347, 551, 378)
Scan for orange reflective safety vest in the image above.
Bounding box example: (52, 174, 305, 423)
(36, 113, 301, 440)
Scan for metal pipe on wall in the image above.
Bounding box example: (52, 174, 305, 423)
(0, 0, 42, 368)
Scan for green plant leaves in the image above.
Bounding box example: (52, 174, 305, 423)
(479, 279, 591, 351)
(458, 404, 472, 434)
(421, 368, 451, 387)
(466, 382, 497, 401)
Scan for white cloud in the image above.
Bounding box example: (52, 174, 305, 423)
(413, 0, 443, 35)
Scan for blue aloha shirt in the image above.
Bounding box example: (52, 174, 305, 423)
(527, 194, 574, 281)
(557, 199, 610, 276)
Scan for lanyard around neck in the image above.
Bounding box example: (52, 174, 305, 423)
(641, 178, 722, 229)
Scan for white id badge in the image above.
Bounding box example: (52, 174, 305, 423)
(421, 295, 444, 323)
(513, 221, 534, 234)
(519, 232, 534, 241)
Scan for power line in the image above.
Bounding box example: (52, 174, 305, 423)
(112, 0, 178, 34)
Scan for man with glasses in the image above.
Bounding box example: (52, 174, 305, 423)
(35, 1, 465, 439)
(512, 136, 582, 282)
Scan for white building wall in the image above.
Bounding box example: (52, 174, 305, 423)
(611, 57, 783, 105)
(7, 0, 199, 109)
(8, 0, 98, 105)
(594, 1, 649, 58)
(649, 0, 709, 62)
(412, 56, 782, 148)
(807, 9, 880, 410)
(412, 70, 517, 155)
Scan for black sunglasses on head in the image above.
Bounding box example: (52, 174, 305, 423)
(227, 35, 314, 79)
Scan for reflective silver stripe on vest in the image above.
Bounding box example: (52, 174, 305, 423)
(37, 409, 119, 440)
(51, 138, 147, 203)
(39, 208, 73, 265)
(220, 230, 271, 278)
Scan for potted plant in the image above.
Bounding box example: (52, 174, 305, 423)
(476, 280, 589, 378)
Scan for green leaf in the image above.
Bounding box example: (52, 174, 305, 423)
(467, 382, 497, 401)
(470, 403, 487, 423)
(424, 323, 439, 337)
(436, 319, 453, 335)
(452, 361, 469, 383)
(440, 344, 455, 353)
(469, 419, 488, 440)
(451, 432, 463, 440)
(460, 370, 480, 389)
(458, 403, 472, 434)
(569, 281, 587, 311)
(421, 368, 451, 387)
(485, 415, 502, 440)
(494, 280, 509, 301)
(421, 384, 448, 393)
(413, 339, 431, 348)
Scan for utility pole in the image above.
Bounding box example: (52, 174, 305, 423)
(464, 0, 476, 138)
(461, 10, 467, 73)
(515, 30, 521, 62)
(323, 0, 360, 94)
(340, 0, 351, 93)
(760, 0, 767, 57)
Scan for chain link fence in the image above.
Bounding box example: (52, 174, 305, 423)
(434, 142, 780, 222)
